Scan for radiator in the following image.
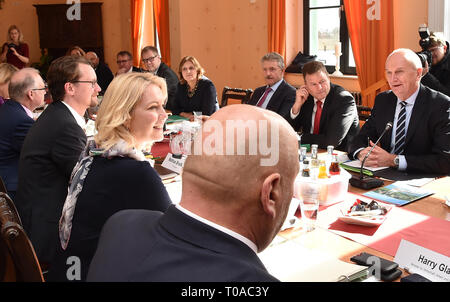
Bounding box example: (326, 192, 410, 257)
(350, 91, 362, 106)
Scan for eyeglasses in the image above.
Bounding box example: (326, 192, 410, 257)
(31, 84, 48, 92)
(117, 59, 131, 64)
(71, 80, 98, 88)
(428, 46, 443, 54)
(142, 55, 159, 64)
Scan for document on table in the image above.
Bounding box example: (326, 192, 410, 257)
(258, 240, 368, 282)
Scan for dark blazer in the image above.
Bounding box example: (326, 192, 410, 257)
(156, 62, 179, 111)
(348, 84, 450, 175)
(287, 83, 360, 151)
(248, 79, 296, 120)
(171, 77, 219, 116)
(87, 206, 278, 282)
(47, 156, 172, 281)
(0, 100, 34, 198)
(95, 62, 114, 94)
(15, 101, 87, 264)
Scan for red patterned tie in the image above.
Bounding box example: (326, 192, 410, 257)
(256, 87, 272, 107)
(313, 100, 323, 134)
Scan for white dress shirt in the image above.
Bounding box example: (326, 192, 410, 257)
(61, 101, 86, 131)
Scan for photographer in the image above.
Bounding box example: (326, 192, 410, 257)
(420, 32, 450, 97)
(1, 25, 29, 69)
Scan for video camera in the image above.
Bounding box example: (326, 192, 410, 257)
(416, 24, 432, 67)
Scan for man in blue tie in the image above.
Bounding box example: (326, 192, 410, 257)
(349, 48, 450, 175)
(248, 52, 296, 120)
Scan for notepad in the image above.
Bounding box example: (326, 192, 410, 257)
(340, 160, 389, 176)
(259, 240, 368, 282)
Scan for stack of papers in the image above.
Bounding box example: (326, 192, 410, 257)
(340, 159, 389, 176)
(259, 240, 368, 282)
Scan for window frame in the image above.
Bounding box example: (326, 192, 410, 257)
(303, 0, 356, 75)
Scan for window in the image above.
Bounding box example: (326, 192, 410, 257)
(303, 0, 356, 75)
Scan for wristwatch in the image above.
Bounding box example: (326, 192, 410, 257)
(393, 156, 400, 168)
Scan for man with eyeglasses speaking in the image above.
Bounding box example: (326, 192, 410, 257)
(15, 56, 101, 270)
(0, 68, 46, 201)
(141, 46, 179, 111)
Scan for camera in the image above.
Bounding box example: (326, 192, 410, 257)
(416, 24, 432, 67)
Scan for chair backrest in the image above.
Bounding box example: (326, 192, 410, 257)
(0, 176, 7, 194)
(0, 193, 44, 282)
(221, 86, 253, 107)
(357, 105, 372, 127)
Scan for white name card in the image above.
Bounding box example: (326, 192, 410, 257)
(162, 153, 186, 174)
(394, 239, 450, 282)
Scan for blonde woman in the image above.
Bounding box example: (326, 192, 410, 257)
(172, 56, 219, 120)
(0, 63, 18, 106)
(1, 25, 29, 69)
(48, 72, 172, 282)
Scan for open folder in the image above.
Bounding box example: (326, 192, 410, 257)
(258, 239, 368, 282)
(340, 159, 389, 177)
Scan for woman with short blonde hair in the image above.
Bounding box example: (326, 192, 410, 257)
(95, 72, 168, 151)
(49, 72, 172, 282)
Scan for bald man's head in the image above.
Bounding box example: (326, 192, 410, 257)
(85, 51, 99, 68)
(9, 68, 43, 102)
(180, 104, 299, 251)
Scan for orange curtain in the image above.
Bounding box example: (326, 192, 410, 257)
(153, 0, 171, 67)
(344, 0, 394, 107)
(131, 0, 146, 67)
(268, 0, 286, 60)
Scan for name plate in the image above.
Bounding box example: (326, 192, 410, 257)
(394, 239, 450, 282)
(162, 153, 186, 174)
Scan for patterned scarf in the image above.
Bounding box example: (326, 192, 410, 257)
(59, 139, 149, 250)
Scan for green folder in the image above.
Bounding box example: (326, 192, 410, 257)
(166, 115, 189, 124)
(339, 163, 374, 177)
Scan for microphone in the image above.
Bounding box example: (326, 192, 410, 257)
(349, 122, 393, 190)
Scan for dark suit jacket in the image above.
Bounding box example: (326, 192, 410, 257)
(156, 62, 179, 111)
(87, 205, 278, 282)
(0, 100, 34, 197)
(349, 84, 450, 175)
(287, 84, 360, 151)
(15, 101, 87, 264)
(248, 79, 296, 120)
(95, 62, 114, 94)
(47, 156, 172, 281)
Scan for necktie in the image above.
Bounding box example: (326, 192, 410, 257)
(393, 101, 407, 155)
(313, 100, 323, 135)
(256, 87, 272, 107)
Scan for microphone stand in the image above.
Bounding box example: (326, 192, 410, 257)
(349, 123, 393, 190)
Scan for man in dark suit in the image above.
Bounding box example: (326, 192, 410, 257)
(0, 68, 46, 200)
(85, 51, 114, 94)
(115, 50, 142, 75)
(349, 48, 450, 175)
(287, 61, 359, 151)
(15, 56, 102, 266)
(248, 52, 296, 120)
(140, 46, 179, 111)
(87, 104, 300, 281)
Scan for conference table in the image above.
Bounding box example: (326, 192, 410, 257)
(152, 138, 450, 282)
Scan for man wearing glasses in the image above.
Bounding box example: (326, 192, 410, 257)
(421, 32, 450, 96)
(115, 50, 142, 75)
(15, 56, 101, 270)
(141, 46, 179, 111)
(0, 68, 46, 200)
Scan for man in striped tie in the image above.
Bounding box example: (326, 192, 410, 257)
(349, 48, 450, 175)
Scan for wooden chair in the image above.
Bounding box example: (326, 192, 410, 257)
(0, 176, 7, 194)
(357, 105, 372, 127)
(221, 86, 253, 107)
(0, 192, 44, 282)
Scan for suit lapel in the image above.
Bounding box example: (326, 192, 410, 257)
(318, 86, 336, 133)
(379, 92, 397, 150)
(404, 85, 427, 147)
(249, 87, 264, 106)
(266, 80, 285, 111)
